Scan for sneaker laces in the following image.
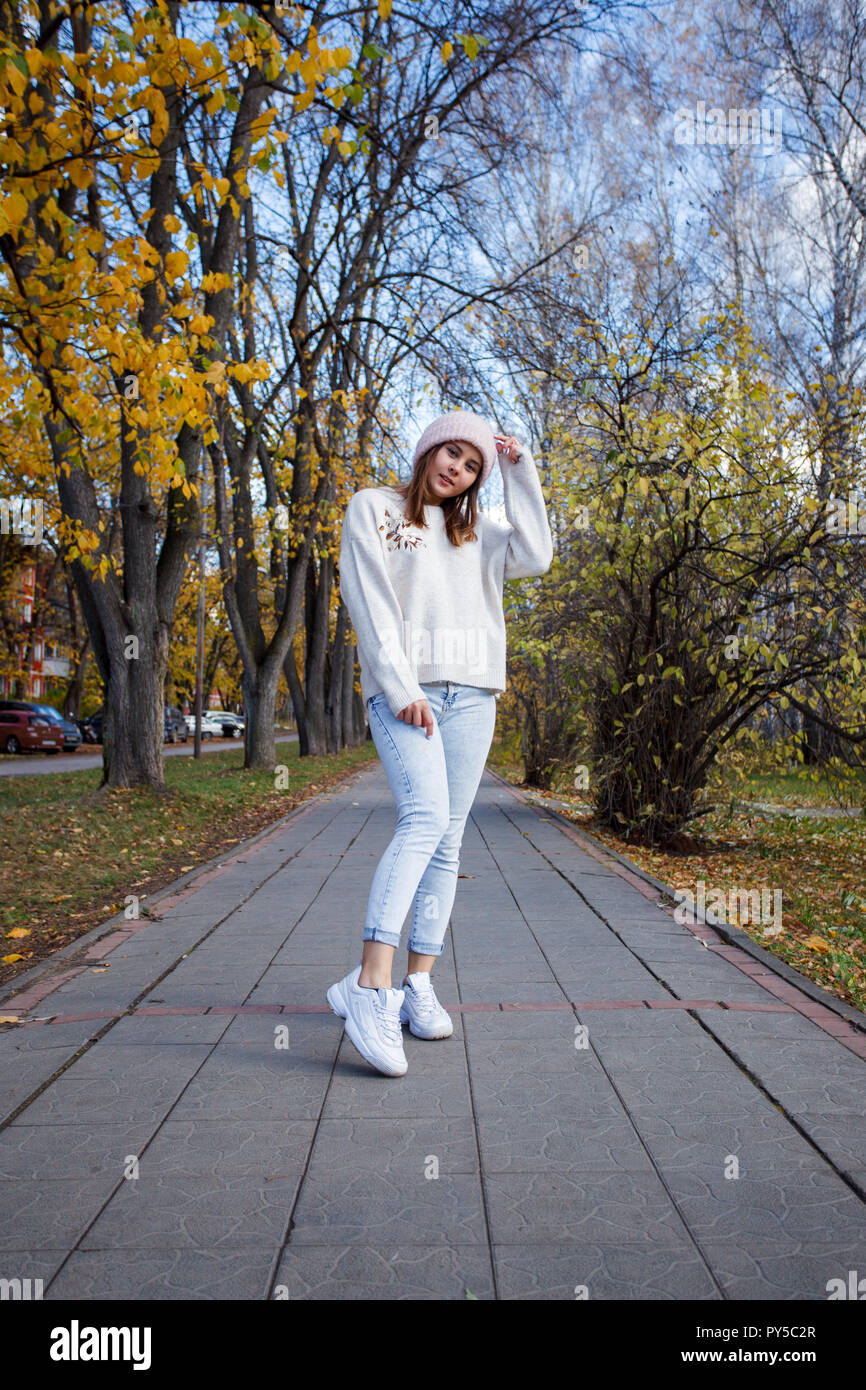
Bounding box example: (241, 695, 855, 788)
(373, 991, 404, 1045)
(408, 975, 440, 1017)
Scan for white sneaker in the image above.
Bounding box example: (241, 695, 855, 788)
(399, 971, 453, 1039)
(327, 964, 408, 1077)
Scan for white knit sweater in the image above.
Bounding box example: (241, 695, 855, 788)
(339, 446, 553, 715)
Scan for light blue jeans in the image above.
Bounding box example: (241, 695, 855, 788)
(362, 681, 498, 955)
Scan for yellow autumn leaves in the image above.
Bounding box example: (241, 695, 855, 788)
(0, 189, 28, 236)
(0, 4, 412, 591)
(803, 934, 833, 954)
(2, 925, 29, 966)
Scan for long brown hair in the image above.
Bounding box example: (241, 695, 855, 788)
(393, 445, 481, 548)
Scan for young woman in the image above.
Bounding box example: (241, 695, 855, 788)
(328, 409, 553, 1076)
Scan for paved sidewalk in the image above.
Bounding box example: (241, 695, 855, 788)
(1, 761, 865, 1300)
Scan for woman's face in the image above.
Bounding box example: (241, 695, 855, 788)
(423, 439, 484, 503)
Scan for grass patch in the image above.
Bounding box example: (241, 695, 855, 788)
(0, 735, 377, 988)
(706, 763, 866, 810)
(487, 741, 866, 1013)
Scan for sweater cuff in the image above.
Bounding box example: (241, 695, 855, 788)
(382, 676, 427, 718)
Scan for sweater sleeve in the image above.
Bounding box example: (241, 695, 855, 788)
(338, 490, 427, 716)
(499, 444, 554, 580)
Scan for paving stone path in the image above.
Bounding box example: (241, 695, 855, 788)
(1, 761, 865, 1300)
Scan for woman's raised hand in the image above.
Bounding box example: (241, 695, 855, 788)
(494, 434, 522, 463)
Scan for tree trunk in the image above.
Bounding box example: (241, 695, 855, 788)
(343, 635, 362, 745)
(283, 648, 309, 756)
(330, 599, 350, 750)
(305, 551, 332, 756)
(62, 633, 90, 719)
(801, 708, 846, 764)
(242, 661, 280, 771)
(103, 637, 168, 788)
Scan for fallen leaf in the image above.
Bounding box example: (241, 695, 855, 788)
(1, 954, 24, 964)
(803, 934, 832, 953)
(7, 927, 30, 938)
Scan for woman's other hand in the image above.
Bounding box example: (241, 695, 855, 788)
(396, 699, 435, 738)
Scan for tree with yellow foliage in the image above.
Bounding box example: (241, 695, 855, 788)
(0, 0, 352, 786)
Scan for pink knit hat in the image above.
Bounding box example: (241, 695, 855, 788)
(413, 410, 498, 487)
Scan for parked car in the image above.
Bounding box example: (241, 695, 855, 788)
(0, 710, 63, 755)
(186, 709, 244, 738)
(79, 708, 196, 745)
(164, 705, 189, 743)
(0, 700, 82, 750)
(183, 711, 226, 740)
(214, 711, 244, 738)
(200, 712, 228, 740)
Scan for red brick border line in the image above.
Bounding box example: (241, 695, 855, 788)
(0, 923, 153, 1012)
(7, 997, 865, 1058)
(485, 770, 866, 1061)
(5, 999, 804, 1027)
(2, 967, 91, 1014)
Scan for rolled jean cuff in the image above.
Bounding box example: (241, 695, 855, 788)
(406, 937, 446, 956)
(362, 926, 402, 947)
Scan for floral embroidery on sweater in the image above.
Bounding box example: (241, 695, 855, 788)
(378, 507, 427, 552)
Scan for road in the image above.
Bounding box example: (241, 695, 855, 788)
(0, 731, 299, 777)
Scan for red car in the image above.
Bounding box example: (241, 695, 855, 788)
(0, 710, 64, 755)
